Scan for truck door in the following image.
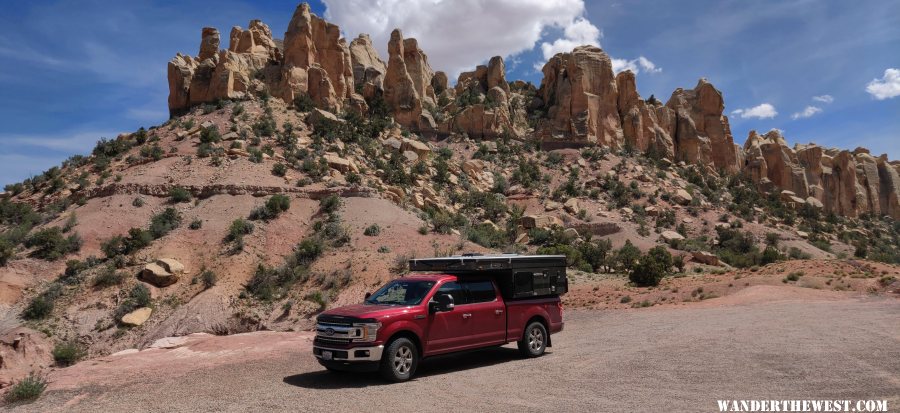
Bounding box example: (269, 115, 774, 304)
(459, 280, 507, 347)
(425, 281, 473, 355)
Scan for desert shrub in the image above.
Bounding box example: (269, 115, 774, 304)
(168, 186, 191, 203)
(293, 94, 315, 112)
(319, 194, 342, 214)
(783, 271, 803, 283)
(24, 227, 81, 260)
(189, 219, 203, 230)
(149, 208, 182, 238)
(294, 237, 324, 265)
(92, 264, 124, 288)
(249, 194, 291, 221)
(199, 125, 221, 143)
(272, 163, 287, 177)
(201, 269, 217, 289)
(0, 238, 14, 266)
(52, 341, 86, 367)
(132, 197, 145, 207)
(3, 374, 47, 403)
(226, 218, 254, 243)
(21, 283, 63, 320)
(364, 224, 381, 236)
(115, 284, 151, 321)
(614, 240, 642, 273)
(466, 223, 507, 249)
(629, 246, 673, 287)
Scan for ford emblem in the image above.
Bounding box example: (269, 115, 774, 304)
(324, 328, 335, 336)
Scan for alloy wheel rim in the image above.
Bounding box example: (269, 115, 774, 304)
(529, 328, 543, 352)
(393, 345, 413, 374)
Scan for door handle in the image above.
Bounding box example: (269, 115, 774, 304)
(462, 313, 472, 319)
(495, 309, 503, 315)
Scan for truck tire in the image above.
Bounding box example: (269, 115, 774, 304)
(517, 321, 548, 357)
(379, 337, 418, 382)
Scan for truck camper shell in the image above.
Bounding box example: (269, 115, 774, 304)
(409, 254, 568, 300)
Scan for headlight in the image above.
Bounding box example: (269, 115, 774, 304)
(350, 322, 381, 342)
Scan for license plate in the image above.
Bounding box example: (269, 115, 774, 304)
(322, 351, 333, 360)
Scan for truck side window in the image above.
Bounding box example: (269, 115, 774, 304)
(462, 280, 496, 303)
(436, 281, 467, 305)
(514, 272, 533, 295)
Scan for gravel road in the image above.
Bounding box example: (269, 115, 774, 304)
(12, 289, 900, 412)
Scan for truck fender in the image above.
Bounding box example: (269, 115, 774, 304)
(380, 320, 425, 355)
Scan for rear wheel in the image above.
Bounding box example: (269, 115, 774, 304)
(379, 337, 418, 382)
(518, 321, 548, 357)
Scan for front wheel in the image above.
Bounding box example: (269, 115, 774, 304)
(379, 337, 418, 382)
(518, 321, 548, 357)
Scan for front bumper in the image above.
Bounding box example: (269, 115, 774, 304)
(313, 344, 384, 362)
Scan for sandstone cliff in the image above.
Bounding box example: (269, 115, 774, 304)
(165, 1, 898, 219)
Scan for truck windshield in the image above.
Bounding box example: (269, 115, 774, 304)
(365, 280, 436, 306)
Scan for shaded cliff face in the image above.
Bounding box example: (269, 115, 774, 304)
(165, 1, 897, 219)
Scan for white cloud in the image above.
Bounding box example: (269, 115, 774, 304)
(731, 103, 778, 119)
(322, 0, 658, 79)
(539, 17, 601, 60)
(323, 0, 592, 77)
(812, 94, 834, 104)
(791, 106, 822, 120)
(866, 68, 900, 100)
(611, 56, 661, 75)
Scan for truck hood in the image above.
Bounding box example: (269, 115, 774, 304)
(319, 303, 411, 320)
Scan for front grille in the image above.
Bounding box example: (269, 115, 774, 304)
(314, 336, 351, 345)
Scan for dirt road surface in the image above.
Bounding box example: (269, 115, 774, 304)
(10, 287, 900, 412)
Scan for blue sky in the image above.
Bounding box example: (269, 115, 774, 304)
(1, 0, 898, 186)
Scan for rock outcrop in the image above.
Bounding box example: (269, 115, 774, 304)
(536, 45, 623, 148)
(383, 29, 432, 131)
(348, 34, 386, 99)
(615, 71, 675, 159)
(163, 2, 900, 220)
(665, 79, 741, 172)
(448, 56, 517, 138)
(743, 130, 900, 219)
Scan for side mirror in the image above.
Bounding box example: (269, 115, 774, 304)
(429, 293, 455, 313)
(364, 292, 371, 300)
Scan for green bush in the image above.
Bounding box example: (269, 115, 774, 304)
(149, 208, 182, 238)
(201, 269, 217, 289)
(629, 246, 673, 287)
(199, 125, 221, 143)
(272, 163, 287, 177)
(614, 240, 642, 273)
(226, 218, 254, 243)
(168, 187, 191, 203)
(364, 224, 381, 236)
(0, 238, 14, 266)
(115, 284, 151, 321)
(24, 227, 81, 260)
(92, 264, 124, 288)
(21, 283, 63, 320)
(249, 195, 291, 221)
(189, 219, 203, 230)
(52, 341, 86, 367)
(319, 194, 342, 214)
(3, 373, 47, 403)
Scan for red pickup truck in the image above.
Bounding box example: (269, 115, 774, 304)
(312, 254, 567, 381)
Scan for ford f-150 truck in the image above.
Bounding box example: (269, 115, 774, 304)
(312, 254, 567, 381)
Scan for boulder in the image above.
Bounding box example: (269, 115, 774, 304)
(155, 258, 185, 274)
(140, 263, 178, 287)
(564, 198, 580, 214)
(672, 189, 693, 205)
(121, 307, 153, 327)
(401, 139, 431, 159)
(691, 251, 719, 266)
(660, 230, 685, 242)
(323, 153, 354, 173)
